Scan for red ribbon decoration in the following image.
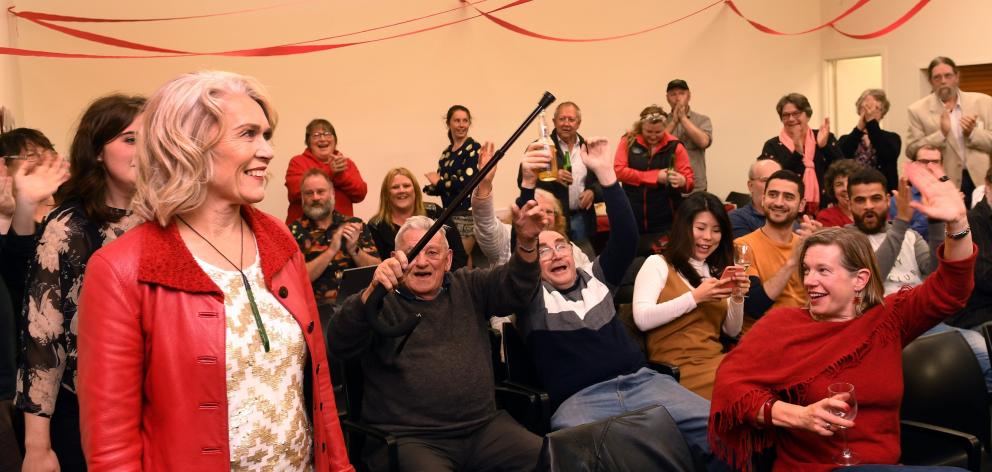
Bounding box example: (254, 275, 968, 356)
(466, 0, 724, 42)
(725, 0, 931, 39)
(1, 0, 933, 59)
(2, 0, 515, 58)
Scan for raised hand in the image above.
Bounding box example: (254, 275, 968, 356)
(477, 141, 497, 186)
(892, 177, 914, 223)
(905, 161, 966, 224)
(14, 152, 69, 207)
(512, 200, 546, 243)
(341, 222, 362, 254)
(520, 142, 551, 188)
(816, 117, 831, 148)
(580, 137, 616, 186)
(940, 109, 952, 137)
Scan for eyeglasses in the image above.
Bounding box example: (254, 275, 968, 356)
(310, 131, 334, 139)
(538, 242, 570, 261)
(2, 148, 56, 161)
(780, 111, 805, 120)
(916, 158, 941, 165)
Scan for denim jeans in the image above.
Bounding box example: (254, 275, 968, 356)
(920, 322, 992, 392)
(550, 367, 711, 455)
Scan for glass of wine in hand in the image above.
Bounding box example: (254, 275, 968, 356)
(733, 243, 754, 299)
(828, 382, 859, 466)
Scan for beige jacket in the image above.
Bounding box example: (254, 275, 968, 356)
(907, 91, 992, 187)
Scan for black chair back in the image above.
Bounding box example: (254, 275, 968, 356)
(503, 322, 540, 387)
(902, 330, 990, 450)
(538, 404, 694, 472)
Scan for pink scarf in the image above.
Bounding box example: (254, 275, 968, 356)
(778, 127, 819, 213)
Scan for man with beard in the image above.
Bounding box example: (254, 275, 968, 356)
(848, 166, 992, 390)
(735, 170, 820, 333)
(907, 56, 992, 208)
(289, 168, 380, 305)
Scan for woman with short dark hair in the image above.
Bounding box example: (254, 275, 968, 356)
(762, 93, 844, 215)
(284, 117, 367, 223)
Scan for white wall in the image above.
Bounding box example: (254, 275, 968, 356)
(7, 0, 830, 219)
(1, 0, 23, 129)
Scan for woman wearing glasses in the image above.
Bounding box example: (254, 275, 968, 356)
(15, 95, 142, 471)
(761, 93, 844, 215)
(284, 118, 368, 223)
(77, 72, 352, 471)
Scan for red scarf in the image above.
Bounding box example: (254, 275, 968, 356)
(708, 304, 902, 470)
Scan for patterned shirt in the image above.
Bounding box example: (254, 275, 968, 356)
(15, 201, 139, 416)
(194, 255, 312, 471)
(288, 211, 378, 304)
(424, 137, 481, 212)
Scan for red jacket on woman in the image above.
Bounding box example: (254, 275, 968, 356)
(285, 148, 367, 223)
(77, 206, 353, 472)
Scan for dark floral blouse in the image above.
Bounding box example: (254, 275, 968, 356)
(289, 211, 379, 305)
(15, 200, 138, 416)
(424, 137, 481, 212)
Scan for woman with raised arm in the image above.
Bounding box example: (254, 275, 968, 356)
(710, 161, 975, 471)
(77, 72, 351, 471)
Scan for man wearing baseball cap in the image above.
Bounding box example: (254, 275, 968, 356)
(665, 79, 713, 193)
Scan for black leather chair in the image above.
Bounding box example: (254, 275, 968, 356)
(900, 330, 987, 472)
(537, 404, 695, 472)
(725, 191, 751, 210)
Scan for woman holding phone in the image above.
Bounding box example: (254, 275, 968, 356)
(630, 192, 747, 399)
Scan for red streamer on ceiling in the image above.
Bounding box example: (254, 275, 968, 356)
(1, 0, 933, 59)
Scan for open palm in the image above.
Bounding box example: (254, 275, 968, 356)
(905, 161, 966, 223)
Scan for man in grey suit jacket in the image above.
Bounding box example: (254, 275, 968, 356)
(907, 56, 992, 208)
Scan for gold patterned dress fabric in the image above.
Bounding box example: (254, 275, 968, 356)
(195, 255, 313, 471)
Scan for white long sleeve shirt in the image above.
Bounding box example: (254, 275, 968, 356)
(631, 254, 743, 337)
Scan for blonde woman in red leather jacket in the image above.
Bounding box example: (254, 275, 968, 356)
(76, 71, 352, 471)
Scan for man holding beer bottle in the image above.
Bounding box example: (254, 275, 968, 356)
(518, 101, 600, 255)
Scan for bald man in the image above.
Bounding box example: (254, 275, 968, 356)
(729, 157, 782, 238)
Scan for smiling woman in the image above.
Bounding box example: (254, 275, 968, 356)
(367, 167, 468, 270)
(75, 71, 353, 471)
(710, 161, 977, 471)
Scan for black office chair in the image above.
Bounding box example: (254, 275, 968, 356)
(537, 404, 695, 472)
(900, 330, 987, 472)
(725, 191, 751, 210)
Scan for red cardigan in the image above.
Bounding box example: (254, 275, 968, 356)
(77, 206, 353, 472)
(285, 148, 368, 223)
(709, 245, 976, 472)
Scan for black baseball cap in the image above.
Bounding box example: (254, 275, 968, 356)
(666, 79, 689, 92)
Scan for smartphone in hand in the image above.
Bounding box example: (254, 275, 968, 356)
(720, 266, 744, 288)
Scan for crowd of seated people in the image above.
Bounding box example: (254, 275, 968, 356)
(1, 54, 992, 471)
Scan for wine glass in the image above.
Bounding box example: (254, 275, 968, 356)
(828, 382, 860, 466)
(733, 243, 754, 298)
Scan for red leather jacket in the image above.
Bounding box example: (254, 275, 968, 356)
(77, 206, 353, 472)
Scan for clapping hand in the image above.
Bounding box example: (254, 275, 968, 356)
(14, 152, 69, 207)
(580, 137, 615, 186)
(341, 222, 363, 255)
(477, 141, 497, 186)
(816, 117, 831, 148)
(331, 152, 348, 173)
(961, 115, 978, 137)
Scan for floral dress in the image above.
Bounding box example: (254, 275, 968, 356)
(15, 201, 138, 416)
